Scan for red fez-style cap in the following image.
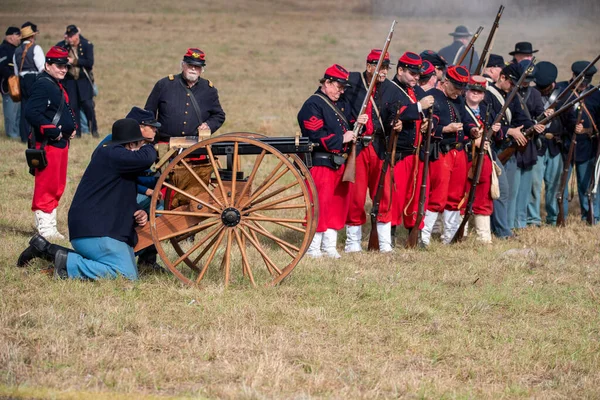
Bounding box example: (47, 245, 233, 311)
(366, 49, 393, 65)
(323, 64, 351, 86)
(467, 75, 487, 92)
(420, 60, 435, 79)
(183, 48, 206, 67)
(398, 52, 423, 73)
(46, 46, 69, 65)
(446, 65, 470, 88)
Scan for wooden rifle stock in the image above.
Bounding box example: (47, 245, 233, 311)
(498, 84, 600, 164)
(556, 106, 583, 227)
(456, 26, 484, 67)
(406, 108, 434, 248)
(451, 107, 492, 243)
(343, 20, 397, 183)
(474, 5, 504, 75)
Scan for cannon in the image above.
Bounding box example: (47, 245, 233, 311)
(134, 133, 318, 287)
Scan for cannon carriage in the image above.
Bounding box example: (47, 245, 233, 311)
(134, 133, 318, 287)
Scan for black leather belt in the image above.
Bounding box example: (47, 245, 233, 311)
(440, 142, 464, 153)
(313, 152, 347, 167)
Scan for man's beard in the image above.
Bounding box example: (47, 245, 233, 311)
(183, 70, 199, 83)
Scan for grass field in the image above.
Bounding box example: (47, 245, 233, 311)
(1, 1, 600, 399)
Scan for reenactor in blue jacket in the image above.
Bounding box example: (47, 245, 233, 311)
(56, 25, 98, 137)
(562, 61, 600, 223)
(25, 46, 77, 240)
(298, 64, 367, 258)
(145, 48, 226, 208)
(438, 26, 480, 73)
(343, 49, 401, 253)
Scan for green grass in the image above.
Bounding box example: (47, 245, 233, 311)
(1, 1, 600, 399)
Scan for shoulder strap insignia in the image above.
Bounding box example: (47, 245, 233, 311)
(208, 79, 214, 88)
(168, 74, 175, 81)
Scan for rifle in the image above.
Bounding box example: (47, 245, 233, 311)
(545, 53, 600, 112)
(456, 26, 484, 67)
(406, 108, 434, 248)
(367, 116, 400, 251)
(342, 21, 397, 183)
(556, 105, 583, 227)
(498, 84, 600, 164)
(474, 5, 505, 75)
(451, 107, 491, 243)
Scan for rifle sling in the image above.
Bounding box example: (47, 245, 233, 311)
(179, 76, 205, 131)
(312, 93, 350, 129)
(360, 73, 385, 130)
(487, 85, 512, 124)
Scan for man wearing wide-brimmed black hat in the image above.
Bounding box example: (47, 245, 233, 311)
(17, 118, 157, 280)
(438, 25, 480, 73)
(509, 42, 538, 64)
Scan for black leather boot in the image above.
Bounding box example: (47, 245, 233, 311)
(53, 249, 69, 279)
(16, 234, 53, 267)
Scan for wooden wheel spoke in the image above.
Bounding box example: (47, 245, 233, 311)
(243, 221, 299, 257)
(156, 209, 220, 219)
(171, 225, 223, 269)
(240, 227, 282, 276)
(244, 216, 307, 224)
(158, 219, 219, 241)
(238, 160, 286, 210)
(191, 229, 222, 265)
(162, 182, 221, 214)
(253, 212, 307, 233)
(180, 159, 224, 209)
(245, 192, 304, 214)
(206, 144, 230, 208)
(233, 228, 257, 284)
(196, 228, 227, 284)
(230, 142, 239, 206)
(235, 150, 266, 208)
(223, 230, 233, 288)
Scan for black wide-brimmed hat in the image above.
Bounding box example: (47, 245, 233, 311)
(449, 25, 472, 37)
(509, 42, 538, 56)
(109, 118, 146, 145)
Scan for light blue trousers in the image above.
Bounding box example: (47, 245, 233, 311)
(2, 93, 21, 138)
(528, 150, 563, 225)
(564, 159, 600, 223)
(504, 154, 538, 229)
(66, 236, 138, 280)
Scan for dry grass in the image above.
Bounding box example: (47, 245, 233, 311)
(1, 1, 600, 399)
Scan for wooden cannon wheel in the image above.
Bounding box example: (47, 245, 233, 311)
(147, 135, 318, 287)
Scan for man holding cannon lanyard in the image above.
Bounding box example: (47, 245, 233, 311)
(298, 64, 368, 258)
(17, 118, 157, 280)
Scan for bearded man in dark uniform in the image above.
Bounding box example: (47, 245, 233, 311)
(145, 48, 226, 208)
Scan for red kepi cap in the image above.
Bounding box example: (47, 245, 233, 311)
(398, 52, 423, 73)
(323, 64, 351, 87)
(366, 48, 393, 65)
(45, 46, 69, 65)
(446, 65, 470, 88)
